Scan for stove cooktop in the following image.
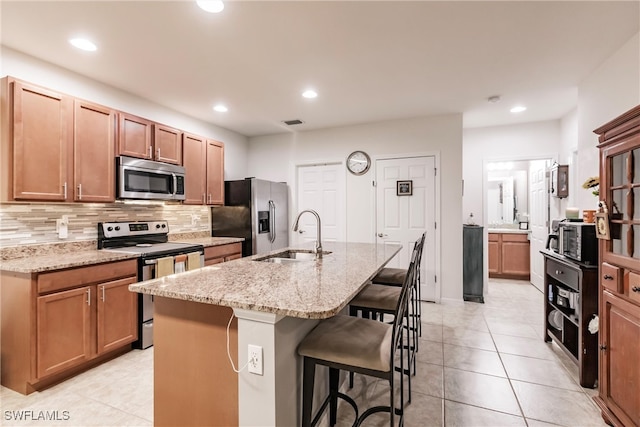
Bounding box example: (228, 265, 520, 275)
(102, 242, 204, 258)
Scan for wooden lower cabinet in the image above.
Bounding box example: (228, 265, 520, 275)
(204, 243, 243, 266)
(488, 232, 530, 280)
(36, 287, 91, 379)
(595, 290, 640, 426)
(97, 277, 138, 354)
(1, 259, 137, 394)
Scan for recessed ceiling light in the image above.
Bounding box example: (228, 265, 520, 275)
(197, 1, 224, 13)
(69, 38, 97, 51)
(510, 106, 527, 113)
(213, 104, 228, 113)
(302, 90, 318, 99)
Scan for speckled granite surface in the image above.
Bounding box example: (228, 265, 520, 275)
(129, 242, 402, 319)
(0, 236, 244, 273)
(487, 228, 531, 234)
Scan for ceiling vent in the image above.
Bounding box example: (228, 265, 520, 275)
(282, 119, 304, 126)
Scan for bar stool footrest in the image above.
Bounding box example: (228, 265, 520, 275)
(310, 391, 359, 427)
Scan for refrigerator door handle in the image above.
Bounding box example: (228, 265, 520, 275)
(269, 200, 276, 243)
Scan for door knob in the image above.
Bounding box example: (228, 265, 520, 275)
(377, 233, 388, 238)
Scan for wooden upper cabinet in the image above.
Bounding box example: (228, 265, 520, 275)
(206, 140, 224, 205)
(118, 112, 153, 160)
(73, 100, 116, 202)
(11, 80, 72, 201)
(153, 124, 182, 165)
(183, 133, 207, 205)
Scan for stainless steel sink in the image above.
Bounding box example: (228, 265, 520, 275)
(254, 250, 332, 263)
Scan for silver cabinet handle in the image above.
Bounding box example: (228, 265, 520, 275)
(77, 184, 82, 200)
(157, 148, 161, 160)
(208, 194, 212, 204)
(63, 182, 67, 199)
(556, 270, 563, 275)
(148, 146, 152, 159)
(378, 233, 388, 238)
(604, 274, 614, 280)
(86, 288, 91, 306)
(101, 286, 105, 302)
(202, 194, 206, 204)
(632, 286, 640, 293)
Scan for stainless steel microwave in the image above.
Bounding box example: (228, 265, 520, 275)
(117, 156, 186, 201)
(558, 222, 597, 264)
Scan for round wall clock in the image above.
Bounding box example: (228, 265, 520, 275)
(346, 151, 371, 175)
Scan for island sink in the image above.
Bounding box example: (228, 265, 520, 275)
(254, 249, 332, 263)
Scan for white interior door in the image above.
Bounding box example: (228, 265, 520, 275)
(295, 164, 346, 246)
(529, 159, 550, 291)
(376, 156, 436, 302)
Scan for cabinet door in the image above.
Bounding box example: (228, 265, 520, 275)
(12, 80, 72, 201)
(97, 277, 138, 354)
(206, 140, 224, 205)
(36, 286, 91, 379)
(118, 113, 152, 159)
(73, 100, 116, 202)
(501, 235, 530, 277)
(154, 124, 182, 165)
(601, 290, 640, 427)
(182, 133, 207, 205)
(488, 237, 500, 274)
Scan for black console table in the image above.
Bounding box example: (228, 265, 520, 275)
(541, 249, 599, 388)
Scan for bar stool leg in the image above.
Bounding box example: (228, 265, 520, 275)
(302, 357, 316, 427)
(329, 368, 339, 426)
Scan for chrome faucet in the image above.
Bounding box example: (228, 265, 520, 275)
(292, 209, 323, 257)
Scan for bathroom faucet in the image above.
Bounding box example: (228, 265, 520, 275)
(292, 209, 323, 257)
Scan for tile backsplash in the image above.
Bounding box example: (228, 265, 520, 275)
(0, 202, 211, 247)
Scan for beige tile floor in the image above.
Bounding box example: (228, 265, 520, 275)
(0, 279, 606, 427)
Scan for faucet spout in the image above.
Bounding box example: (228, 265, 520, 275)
(292, 209, 323, 257)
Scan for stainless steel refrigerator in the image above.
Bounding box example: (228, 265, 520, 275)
(211, 178, 289, 256)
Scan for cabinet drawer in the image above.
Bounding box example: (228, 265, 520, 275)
(502, 233, 529, 242)
(204, 243, 242, 261)
(601, 262, 623, 294)
(546, 259, 579, 291)
(488, 233, 499, 242)
(628, 272, 640, 304)
(38, 259, 137, 294)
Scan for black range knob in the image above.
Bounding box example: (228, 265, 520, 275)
(115, 226, 121, 231)
(161, 224, 166, 228)
(156, 224, 161, 229)
(107, 226, 113, 232)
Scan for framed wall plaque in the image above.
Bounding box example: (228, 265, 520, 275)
(397, 180, 413, 196)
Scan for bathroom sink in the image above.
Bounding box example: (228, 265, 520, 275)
(254, 250, 332, 263)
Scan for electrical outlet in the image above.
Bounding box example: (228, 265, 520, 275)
(248, 344, 263, 375)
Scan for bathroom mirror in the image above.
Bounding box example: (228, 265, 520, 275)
(487, 161, 530, 226)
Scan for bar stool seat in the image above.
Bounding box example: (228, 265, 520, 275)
(371, 268, 406, 286)
(351, 284, 401, 312)
(298, 315, 392, 375)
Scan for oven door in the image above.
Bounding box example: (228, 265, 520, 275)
(117, 156, 185, 201)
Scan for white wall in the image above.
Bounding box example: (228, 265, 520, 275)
(248, 114, 464, 301)
(463, 120, 562, 226)
(0, 46, 250, 180)
(576, 32, 640, 210)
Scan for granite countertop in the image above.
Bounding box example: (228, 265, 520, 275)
(129, 242, 402, 319)
(0, 237, 244, 274)
(488, 228, 531, 234)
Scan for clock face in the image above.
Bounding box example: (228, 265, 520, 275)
(347, 151, 371, 175)
(597, 217, 608, 235)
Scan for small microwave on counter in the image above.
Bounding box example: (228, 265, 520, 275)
(558, 222, 598, 265)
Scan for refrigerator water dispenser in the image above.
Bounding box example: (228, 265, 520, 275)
(258, 211, 270, 233)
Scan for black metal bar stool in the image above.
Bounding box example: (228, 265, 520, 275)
(297, 259, 416, 427)
(349, 233, 425, 383)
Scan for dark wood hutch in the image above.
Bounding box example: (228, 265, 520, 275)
(593, 104, 640, 427)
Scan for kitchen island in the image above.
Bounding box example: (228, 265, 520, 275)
(129, 241, 401, 427)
